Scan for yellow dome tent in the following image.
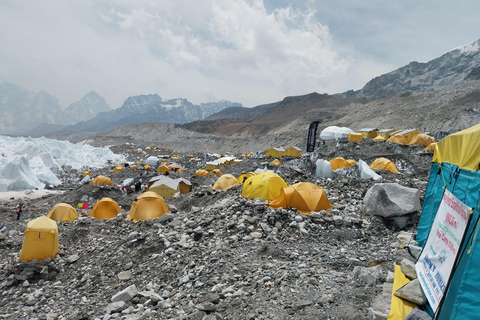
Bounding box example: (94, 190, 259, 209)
(270, 159, 282, 166)
(269, 182, 333, 215)
(373, 136, 386, 142)
(19, 216, 59, 262)
(113, 166, 124, 172)
(195, 169, 210, 178)
(212, 174, 240, 191)
(92, 175, 114, 186)
(329, 157, 356, 170)
(127, 191, 169, 222)
(143, 165, 153, 170)
(90, 198, 121, 220)
(157, 165, 170, 173)
(387, 134, 407, 145)
(370, 157, 400, 174)
(130, 165, 138, 170)
(83, 171, 91, 177)
(409, 133, 435, 146)
(47, 203, 78, 222)
(348, 132, 362, 143)
(211, 169, 223, 176)
(242, 172, 288, 201)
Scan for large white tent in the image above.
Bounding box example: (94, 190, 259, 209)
(319, 126, 353, 140)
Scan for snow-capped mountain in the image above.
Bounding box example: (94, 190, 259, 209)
(64, 94, 242, 133)
(64, 91, 111, 123)
(0, 82, 112, 135)
(0, 82, 67, 135)
(340, 39, 480, 99)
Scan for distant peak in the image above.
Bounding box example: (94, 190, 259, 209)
(452, 39, 480, 54)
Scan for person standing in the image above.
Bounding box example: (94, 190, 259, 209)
(16, 205, 22, 220)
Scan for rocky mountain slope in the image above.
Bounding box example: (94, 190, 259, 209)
(340, 39, 480, 99)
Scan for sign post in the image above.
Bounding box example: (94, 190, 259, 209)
(415, 189, 471, 313)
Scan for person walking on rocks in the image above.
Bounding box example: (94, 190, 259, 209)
(16, 205, 22, 221)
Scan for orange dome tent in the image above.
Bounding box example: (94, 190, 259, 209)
(329, 157, 356, 170)
(211, 169, 223, 176)
(127, 191, 169, 222)
(270, 159, 282, 166)
(47, 203, 78, 222)
(387, 134, 407, 145)
(90, 198, 121, 220)
(423, 142, 436, 151)
(195, 169, 210, 178)
(373, 136, 386, 142)
(269, 182, 333, 215)
(212, 174, 240, 191)
(92, 175, 114, 186)
(370, 157, 400, 174)
(409, 134, 435, 146)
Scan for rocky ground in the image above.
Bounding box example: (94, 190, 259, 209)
(0, 139, 433, 320)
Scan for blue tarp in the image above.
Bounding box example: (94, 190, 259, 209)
(416, 162, 480, 319)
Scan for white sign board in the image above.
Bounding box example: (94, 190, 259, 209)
(416, 189, 471, 312)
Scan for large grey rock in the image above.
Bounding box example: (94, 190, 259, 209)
(364, 183, 421, 217)
(404, 308, 432, 320)
(111, 284, 138, 302)
(106, 301, 126, 313)
(394, 278, 426, 305)
(400, 259, 417, 280)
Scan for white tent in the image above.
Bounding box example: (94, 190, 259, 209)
(145, 156, 159, 166)
(320, 126, 353, 140)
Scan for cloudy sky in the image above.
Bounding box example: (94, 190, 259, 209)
(1, 0, 479, 109)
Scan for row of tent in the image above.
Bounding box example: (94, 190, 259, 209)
(321, 126, 435, 146)
(265, 147, 303, 158)
(326, 157, 399, 174)
(19, 192, 171, 261)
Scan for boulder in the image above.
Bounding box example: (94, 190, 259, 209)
(394, 278, 426, 305)
(404, 308, 432, 320)
(111, 284, 138, 303)
(364, 183, 421, 217)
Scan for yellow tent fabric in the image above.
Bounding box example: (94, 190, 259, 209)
(195, 169, 210, 178)
(143, 165, 153, 170)
(238, 172, 257, 184)
(376, 129, 396, 139)
(149, 182, 177, 199)
(373, 136, 386, 142)
(270, 159, 282, 166)
(212, 174, 240, 191)
(387, 134, 407, 145)
(47, 203, 78, 222)
(409, 133, 435, 146)
(113, 166, 124, 172)
(329, 157, 356, 170)
(242, 172, 288, 201)
(90, 198, 121, 220)
(127, 191, 169, 222)
(370, 157, 400, 174)
(19, 216, 59, 262)
(348, 132, 362, 143)
(265, 147, 285, 158)
(284, 147, 303, 157)
(157, 165, 169, 173)
(83, 171, 91, 177)
(399, 129, 422, 143)
(205, 163, 222, 170)
(387, 265, 417, 320)
(92, 175, 114, 186)
(177, 180, 191, 194)
(130, 165, 138, 170)
(423, 142, 436, 151)
(433, 123, 480, 171)
(269, 182, 333, 215)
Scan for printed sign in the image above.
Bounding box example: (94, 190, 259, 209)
(416, 189, 471, 312)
